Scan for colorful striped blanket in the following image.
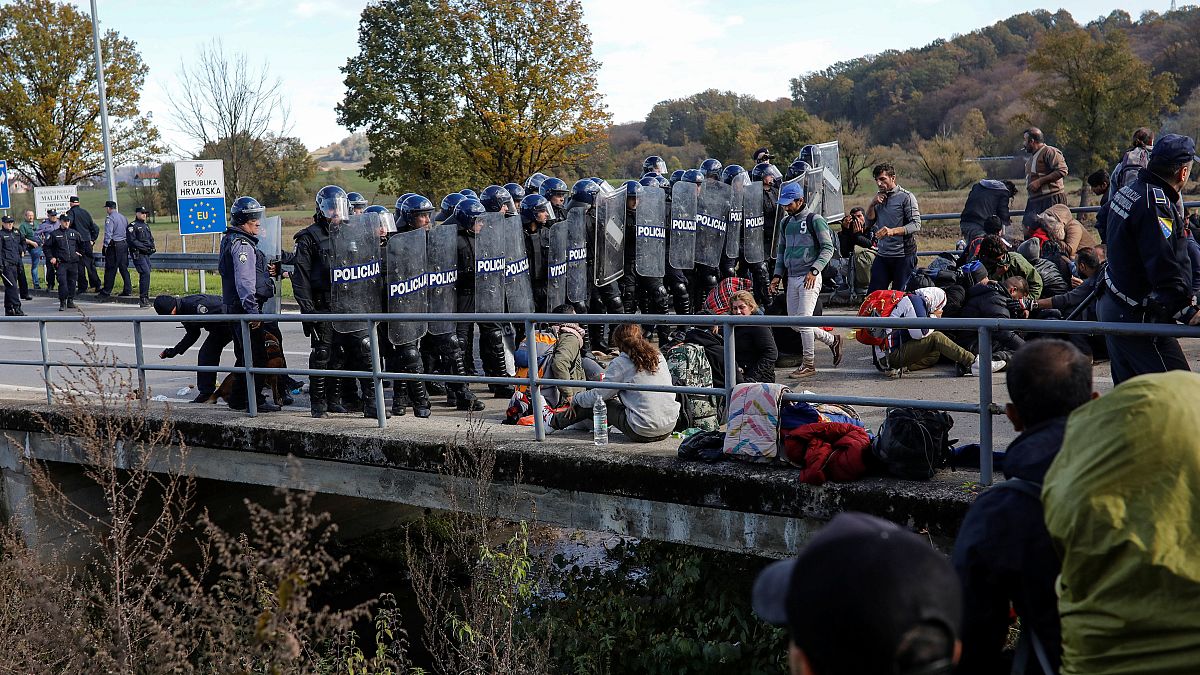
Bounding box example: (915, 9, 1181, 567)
(722, 382, 791, 463)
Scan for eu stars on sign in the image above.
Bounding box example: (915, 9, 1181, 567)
(178, 196, 227, 235)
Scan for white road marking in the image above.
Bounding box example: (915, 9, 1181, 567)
(0, 334, 307, 357)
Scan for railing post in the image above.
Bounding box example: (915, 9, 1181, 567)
(132, 320, 147, 401)
(241, 318, 257, 418)
(526, 319, 545, 441)
(722, 321, 736, 413)
(369, 320, 386, 429)
(39, 321, 52, 404)
(977, 326, 994, 486)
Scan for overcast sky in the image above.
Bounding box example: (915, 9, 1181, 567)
(78, 0, 1171, 156)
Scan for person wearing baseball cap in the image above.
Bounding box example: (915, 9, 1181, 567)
(768, 181, 843, 378)
(753, 512, 962, 675)
(1097, 132, 1199, 384)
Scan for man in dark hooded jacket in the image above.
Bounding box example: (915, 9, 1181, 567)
(959, 179, 1017, 241)
(955, 261, 1024, 365)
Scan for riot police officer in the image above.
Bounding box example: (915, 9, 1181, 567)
(480, 184, 516, 216)
(622, 179, 672, 342)
(43, 211, 83, 310)
(539, 177, 570, 222)
(520, 194, 552, 313)
(154, 293, 234, 403)
(217, 196, 280, 412)
(643, 155, 667, 177)
(384, 203, 432, 417)
(128, 207, 156, 307)
(434, 192, 466, 224)
(292, 185, 386, 419)
(568, 179, 625, 352)
(751, 162, 783, 303)
(347, 192, 369, 215)
(1098, 133, 1200, 384)
(504, 183, 525, 207)
(454, 197, 513, 396)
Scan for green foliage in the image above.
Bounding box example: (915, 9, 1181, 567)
(702, 112, 761, 164)
(1026, 27, 1177, 176)
(915, 131, 985, 191)
(761, 110, 833, 166)
(533, 538, 787, 675)
(198, 133, 318, 207)
(340, 0, 610, 199)
(0, 0, 163, 185)
(324, 133, 372, 163)
(644, 90, 790, 148)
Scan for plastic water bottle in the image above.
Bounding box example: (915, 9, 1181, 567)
(592, 397, 609, 446)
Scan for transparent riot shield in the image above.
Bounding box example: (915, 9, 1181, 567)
(804, 141, 845, 222)
(547, 220, 569, 310)
(474, 212, 507, 313)
(331, 212, 385, 333)
(725, 179, 746, 260)
(566, 207, 589, 304)
(386, 228, 428, 345)
(594, 187, 625, 288)
(635, 185, 667, 277)
(742, 180, 766, 264)
(696, 179, 730, 267)
(257, 215, 282, 314)
(669, 181, 698, 270)
(503, 216, 534, 313)
(426, 220, 458, 335)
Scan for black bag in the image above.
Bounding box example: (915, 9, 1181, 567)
(871, 408, 955, 480)
(677, 430, 726, 462)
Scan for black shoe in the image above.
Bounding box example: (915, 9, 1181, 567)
(66, 300, 76, 309)
(191, 392, 213, 403)
(21, 295, 32, 301)
(257, 401, 281, 413)
(280, 394, 294, 406)
(139, 297, 150, 308)
(364, 406, 391, 419)
(445, 389, 458, 407)
(391, 402, 407, 416)
(327, 402, 349, 414)
(227, 400, 248, 411)
(118, 291, 132, 297)
(414, 406, 432, 418)
(97, 293, 113, 303)
(310, 401, 329, 418)
(427, 380, 447, 396)
(58, 304, 65, 311)
(456, 394, 486, 411)
(491, 384, 515, 399)
(12, 309, 26, 316)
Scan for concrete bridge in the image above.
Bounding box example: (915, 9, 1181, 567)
(0, 401, 977, 557)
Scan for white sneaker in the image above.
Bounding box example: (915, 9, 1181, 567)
(970, 356, 1006, 375)
(541, 403, 558, 431)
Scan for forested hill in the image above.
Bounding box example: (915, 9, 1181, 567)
(790, 7, 1200, 149)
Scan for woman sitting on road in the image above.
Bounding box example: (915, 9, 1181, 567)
(878, 286, 1001, 378)
(729, 291, 779, 383)
(545, 324, 679, 443)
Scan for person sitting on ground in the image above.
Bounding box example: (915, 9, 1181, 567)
(876, 286, 999, 377)
(1014, 238, 1070, 299)
(837, 206, 875, 294)
(729, 290, 779, 383)
(545, 304, 588, 405)
(1002, 277, 1061, 324)
(955, 261, 1023, 368)
(1042, 371, 1200, 675)
(683, 309, 737, 389)
(753, 511, 964, 675)
(953, 340, 1096, 675)
(978, 234, 1043, 300)
(1035, 247, 1108, 359)
(545, 324, 679, 443)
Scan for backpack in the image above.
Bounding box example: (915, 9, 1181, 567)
(1031, 258, 1068, 298)
(504, 331, 560, 424)
(665, 343, 720, 431)
(854, 289, 908, 347)
(871, 407, 955, 480)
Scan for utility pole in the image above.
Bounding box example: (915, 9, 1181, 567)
(89, 0, 117, 205)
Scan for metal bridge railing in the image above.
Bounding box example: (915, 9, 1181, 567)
(2, 310, 1198, 486)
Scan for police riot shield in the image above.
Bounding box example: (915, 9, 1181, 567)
(725, 179, 746, 260)
(426, 220, 458, 335)
(331, 213, 385, 333)
(503, 216, 534, 313)
(742, 180, 766, 264)
(696, 179, 730, 267)
(594, 187, 625, 288)
(669, 181, 698, 270)
(257, 216, 282, 315)
(474, 212, 507, 313)
(805, 141, 845, 222)
(386, 228, 428, 345)
(546, 220, 569, 310)
(566, 207, 589, 304)
(634, 185, 667, 277)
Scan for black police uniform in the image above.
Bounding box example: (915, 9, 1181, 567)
(218, 224, 277, 410)
(162, 294, 232, 398)
(67, 204, 101, 293)
(619, 204, 671, 342)
(455, 221, 509, 386)
(43, 225, 83, 308)
(522, 218, 549, 313)
(382, 225, 431, 417)
(127, 217, 156, 303)
(1098, 164, 1195, 384)
(582, 205, 626, 351)
(291, 214, 380, 417)
(0, 226, 24, 315)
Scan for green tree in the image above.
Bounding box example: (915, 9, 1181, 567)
(701, 112, 760, 164)
(761, 109, 833, 164)
(914, 131, 985, 191)
(1026, 28, 1176, 176)
(196, 133, 316, 207)
(0, 0, 162, 185)
(339, 0, 610, 198)
(832, 119, 874, 195)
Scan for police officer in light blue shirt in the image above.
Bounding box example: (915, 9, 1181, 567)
(1098, 133, 1200, 384)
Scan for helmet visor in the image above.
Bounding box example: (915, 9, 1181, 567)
(319, 195, 350, 222)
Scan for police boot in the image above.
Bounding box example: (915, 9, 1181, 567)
(66, 299, 76, 309)
(454, 385, 485, 412)
(587, 324, 610, 354)
(409, 381, 432, 418)
(390, 382, 409, 417)
(422, 352, 446, 395)
(362, 380, 391, 419)
(309, 377, 330, 418)
(326, 388, 349, 414)
(340, 378, 364, 412)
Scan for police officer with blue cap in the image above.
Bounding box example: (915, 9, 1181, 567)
(1098, 133, 1200, 384)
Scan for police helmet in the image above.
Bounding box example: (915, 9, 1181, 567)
(669, 169, 685, 186)
(784, 160, 813, 182)
(504, 182, 525, 203)
(539, 176, 569, 199)
(519, 194, 551, 223)
(453, 197, 486, 230)
(346, 191, 369, 210)
(440, 192, 466, 213)
(400, 194, 436, 228)
(700, 158, 723, 179)
(681, 169, 705, 185)
(639, 176, 659, 188)
(570, 179, 601, 206)
(798, 144, 817, 167)
(315, 185, 349, 221)
(480, 184, 515, 213)
(750, 161, 782, 182)
(459, 188, 479, 200)
(720, 164, 749, 186)
(395, 192, 416, 210)
(230, 195, 265, 227)
(524, 172, 548, 192)
(642, 155, 667, 176)
(365, 205, 389, 214)
(623, 179, 644, 198)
